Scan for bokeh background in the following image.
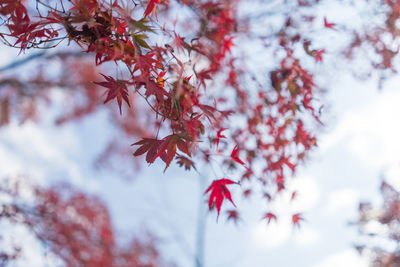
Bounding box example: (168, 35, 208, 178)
(2, 0, 400, 266)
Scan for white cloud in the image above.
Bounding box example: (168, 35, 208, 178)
(320, 87, 400, 170)
(0, 121, 84, 185)
(250, 219, 292, 248)
(294, 225, 320, 246)
(314, 249, 368, 267)
(290, 176, 321, 212)
(324, 188, 360, 215)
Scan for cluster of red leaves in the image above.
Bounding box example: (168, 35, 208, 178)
(0, 0, 325, 223)
(0, 180, 170, 267)
(0, 0, 58, 50)
(356, 181, 400, 266)
(0, 0, 399, 243)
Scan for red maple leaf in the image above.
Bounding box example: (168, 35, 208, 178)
(173, 33, 187, 54)
(222, 36, 234, 55)
(133, 75, 166, 102)
(176, 155, 196, 170)
(131, 138, 161, 164)
(314, 49, 325, 62)
(291, 191, 297, 201)
(215, 128, 227, 148)
(143, 0, 162, 18)
(264, 212, 277, 224)
(205, 178, 237, 218)
(0, 0, 28, 19)
(134, 53, 160, 74)
(132, 134, 191, 171)
(292, 213, 303, 227)
(263, 192, 272, 201)
(243, 189, 252, 198)
(94, 74, 130, 114)
(231, 145, 251, 172)
(156, 71, 166, 87)
(226, 209, 240, 224)
(324, 17, 336, 30)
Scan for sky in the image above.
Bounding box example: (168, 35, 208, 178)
(1, 2, 400, 266)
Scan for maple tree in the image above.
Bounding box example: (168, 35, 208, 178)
(0, 0, 326, 223)
(1, 0, 400, 264)
(0, 177, 171, 266)
(355, 181, 400, 267)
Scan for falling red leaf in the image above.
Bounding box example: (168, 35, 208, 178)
(205, 178, 237, 219)
(94, 74, 130, 114)
(324, 17, 336, 30)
